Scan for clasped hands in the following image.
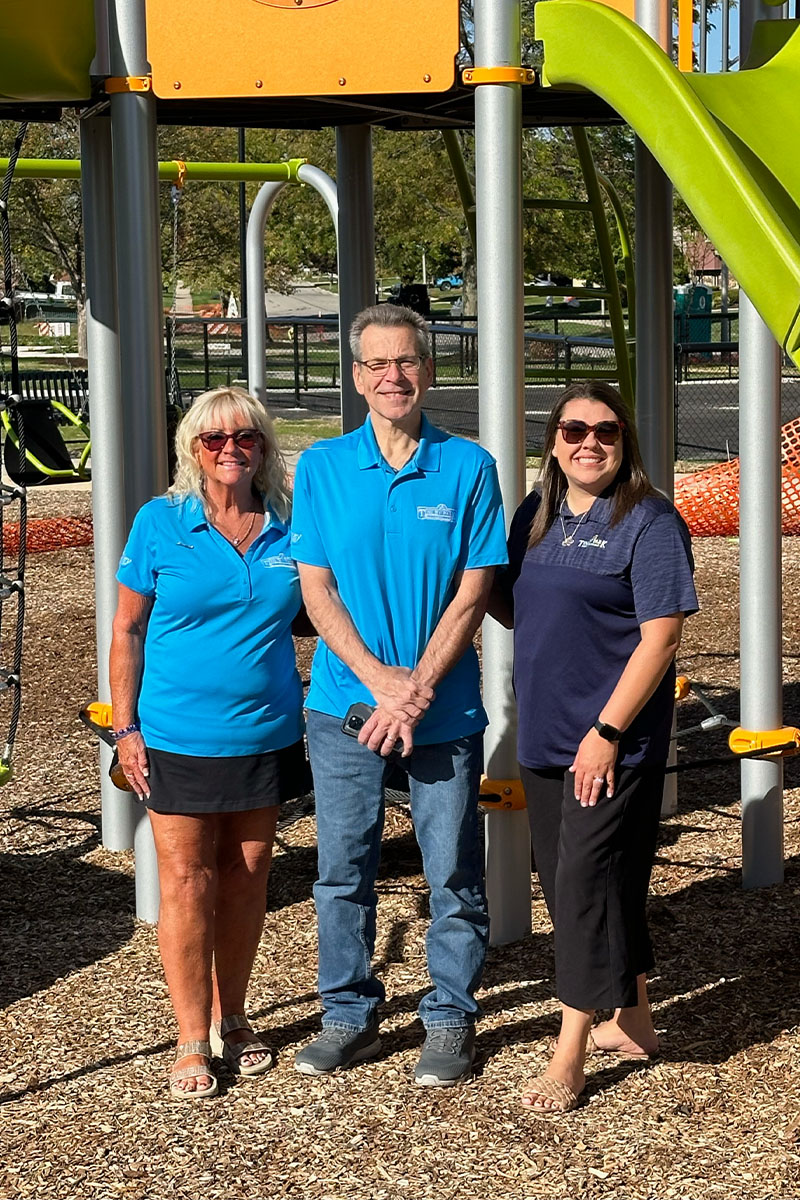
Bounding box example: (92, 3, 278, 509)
(357, 665, 435, 759)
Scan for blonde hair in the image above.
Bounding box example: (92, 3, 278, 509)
(169, 387, 291, 521)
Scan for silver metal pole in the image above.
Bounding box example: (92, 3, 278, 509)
(246, 167, 338, 405)
(80, 112, 135, 851)
(474, 0, 530, 945)
(335, 126, 374, 433)
(108, 0, 167, 920)
(739, 0, 784, 888)
(634, 0, 677, 816)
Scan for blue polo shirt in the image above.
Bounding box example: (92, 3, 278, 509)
(117, 494, 304, 756)
(504, 490, 698, 768)
(291, 414, 508, 744)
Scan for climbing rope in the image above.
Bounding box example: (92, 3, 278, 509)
(168, 179, 183, 409)
(0, 122, 29, 781)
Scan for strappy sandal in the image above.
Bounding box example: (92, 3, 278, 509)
(170, 1040, 219, 1100)
(210, 1014, 274, 1077)
(521, 1073, 581, 1114)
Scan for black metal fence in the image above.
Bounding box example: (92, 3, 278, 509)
(22, 309, 800, 464)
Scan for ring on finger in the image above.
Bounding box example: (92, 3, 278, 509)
(593, 776, 604, 784)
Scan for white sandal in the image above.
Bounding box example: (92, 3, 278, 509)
(170, 1040, 219, 1100)
(210, 1014, 274, 1076)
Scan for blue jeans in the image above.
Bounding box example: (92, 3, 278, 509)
(306, 709, 488, 1032)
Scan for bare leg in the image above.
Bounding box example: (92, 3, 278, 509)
(149, 810, 218, 1093)
(522, 1004, 592, 1110)
(211, 805, 278, 1068)
(589, 973, 659, 1055)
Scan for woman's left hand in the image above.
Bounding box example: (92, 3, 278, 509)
(569, 729, 618, 807)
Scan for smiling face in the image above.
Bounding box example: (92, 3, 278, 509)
(194, 413, 264, 496)
(552, 397, 625, 501)
(352, 322, 433, 430)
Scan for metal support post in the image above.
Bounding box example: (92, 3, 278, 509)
(238, 128, 249, 377)
(80, 112, 134, 851)
(246, 166, 338, 405)
(474, 0, 530, 945)
(738, 0, 784, 888)
(635, 0, 677, 815)
(335, 126, 374, 433)
(109, 0, 168, 921)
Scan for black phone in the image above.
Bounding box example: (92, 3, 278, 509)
(342, 702, 405, 758)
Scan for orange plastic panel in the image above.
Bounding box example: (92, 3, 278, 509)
(585, 0, 635, 20)
(145, 0, 459, 98)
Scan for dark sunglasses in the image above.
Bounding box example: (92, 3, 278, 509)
(557, 419, 624, 446)
(198, 428, 261, 451)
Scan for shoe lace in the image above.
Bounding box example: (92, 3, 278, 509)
(425, 1028, 466, 1055)
(324, 1028, 360, 1047)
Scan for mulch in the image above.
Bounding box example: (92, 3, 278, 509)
(2, 487, 800, 1199)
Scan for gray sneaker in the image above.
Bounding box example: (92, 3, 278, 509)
(294, 1023, 381, 1075)
(414, 1025, 476, 1087)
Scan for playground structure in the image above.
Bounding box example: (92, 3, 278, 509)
(0, 0, 797, 932)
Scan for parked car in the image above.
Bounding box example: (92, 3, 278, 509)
(434, 273, 463, 291)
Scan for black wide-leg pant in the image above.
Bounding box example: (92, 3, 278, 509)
(520, 762, 665, 1012)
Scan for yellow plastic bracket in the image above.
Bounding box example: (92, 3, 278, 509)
(0, 761, 13, 786)
(104, 75, 152, 94)
(174, 159, 188, 189)
(675, 675, 691, 701)
(729, 726, 800, 757)
(461, 67, 536, 86)
(478, 776, 527, 812)
(84, 701, 114, 728)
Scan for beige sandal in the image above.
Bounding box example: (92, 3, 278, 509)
(210, 1014, 274, 1076)
(522, 1073, 581, 1114)
(170, 1040, 219, 1100)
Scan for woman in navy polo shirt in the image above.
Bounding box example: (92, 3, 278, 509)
(110, 387, 306, 1100)
(492, 380, 697, 1114)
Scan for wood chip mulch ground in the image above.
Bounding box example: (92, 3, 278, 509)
(2, 487, 800, 1199)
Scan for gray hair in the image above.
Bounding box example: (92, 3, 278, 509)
(349, 304, 431, 361)
(169, 386, 291, 521)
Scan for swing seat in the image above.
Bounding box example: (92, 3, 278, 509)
(2, 396, 89, 486)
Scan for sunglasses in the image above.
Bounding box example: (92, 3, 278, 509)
(198, 428, 261, 451)
(557, 419, 624, 446)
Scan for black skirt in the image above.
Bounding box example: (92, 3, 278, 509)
(145, 738, 310, 815)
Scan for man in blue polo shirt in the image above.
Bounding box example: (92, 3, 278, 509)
(291, 304, 507, 1086)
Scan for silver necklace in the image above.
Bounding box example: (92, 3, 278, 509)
(231, 510, 257, 547)
(558, 497, 591, 547)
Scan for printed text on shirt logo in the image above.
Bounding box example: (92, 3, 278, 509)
(577, 535, 608, 550)
(416, 503, 456, 523)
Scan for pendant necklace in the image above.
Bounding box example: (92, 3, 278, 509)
(232, 510, 257, 547)
(558, 497, 591, 547)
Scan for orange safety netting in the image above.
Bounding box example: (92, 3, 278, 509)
(675, 415, 800, 537)
(2, 516, 94, 555)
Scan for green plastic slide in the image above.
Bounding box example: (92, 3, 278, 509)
(0, 1, 94, 103)
(536, 0, 800, 366)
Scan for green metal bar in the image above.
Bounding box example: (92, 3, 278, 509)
(571, 127, 635, 410)
(0, 158, 307, 183)
(596, 170, 636, 340)
(442, 130, 477, 253)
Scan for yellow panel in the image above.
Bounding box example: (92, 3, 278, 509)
(145, 0, 459, 98)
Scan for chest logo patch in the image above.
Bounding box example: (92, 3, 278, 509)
(262, 553, 295, 569)
(417, 503, 456, 523)
(577, 535, 608, 550)
(119, 554, 132, 567)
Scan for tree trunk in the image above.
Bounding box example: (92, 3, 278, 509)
(76, 298, 88, 362)
(461, 233, 477, 323)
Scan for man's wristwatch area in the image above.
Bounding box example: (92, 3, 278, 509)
(593, 719, 622, 742)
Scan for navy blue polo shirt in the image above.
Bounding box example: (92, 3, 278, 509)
(117, 494, 304, 756)
(505, 490, 698, 768)
(290, 413, 508, 744)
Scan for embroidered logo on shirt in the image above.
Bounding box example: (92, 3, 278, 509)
(577, 535, 608, 549)
(416, 503, 456, 523)
(119, 554, 132, 566)
(262, 553, 294, 569)
(291, 532, 302, 543)
(176, 541, 194, 550)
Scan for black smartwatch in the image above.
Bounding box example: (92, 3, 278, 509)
(594, 719, 622, 742)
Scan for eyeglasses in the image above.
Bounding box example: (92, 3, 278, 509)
(557, 419, 624, 446)
(356, 355, 428, 376)
(197, 428, 261, 451)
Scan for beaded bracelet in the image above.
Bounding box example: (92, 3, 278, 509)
(111, 721, 141, 742)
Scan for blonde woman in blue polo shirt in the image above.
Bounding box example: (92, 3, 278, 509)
(110, 387, 306, 1099)
(492, 380, 697, 1114)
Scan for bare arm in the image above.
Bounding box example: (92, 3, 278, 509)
(361, 566, 496, 757)
(571, 613, 684, 806)
(296, 562, 435, 741)
(109, 583, 153, 798)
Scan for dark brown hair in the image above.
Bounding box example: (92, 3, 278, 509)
(528, 380, 658, 548)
